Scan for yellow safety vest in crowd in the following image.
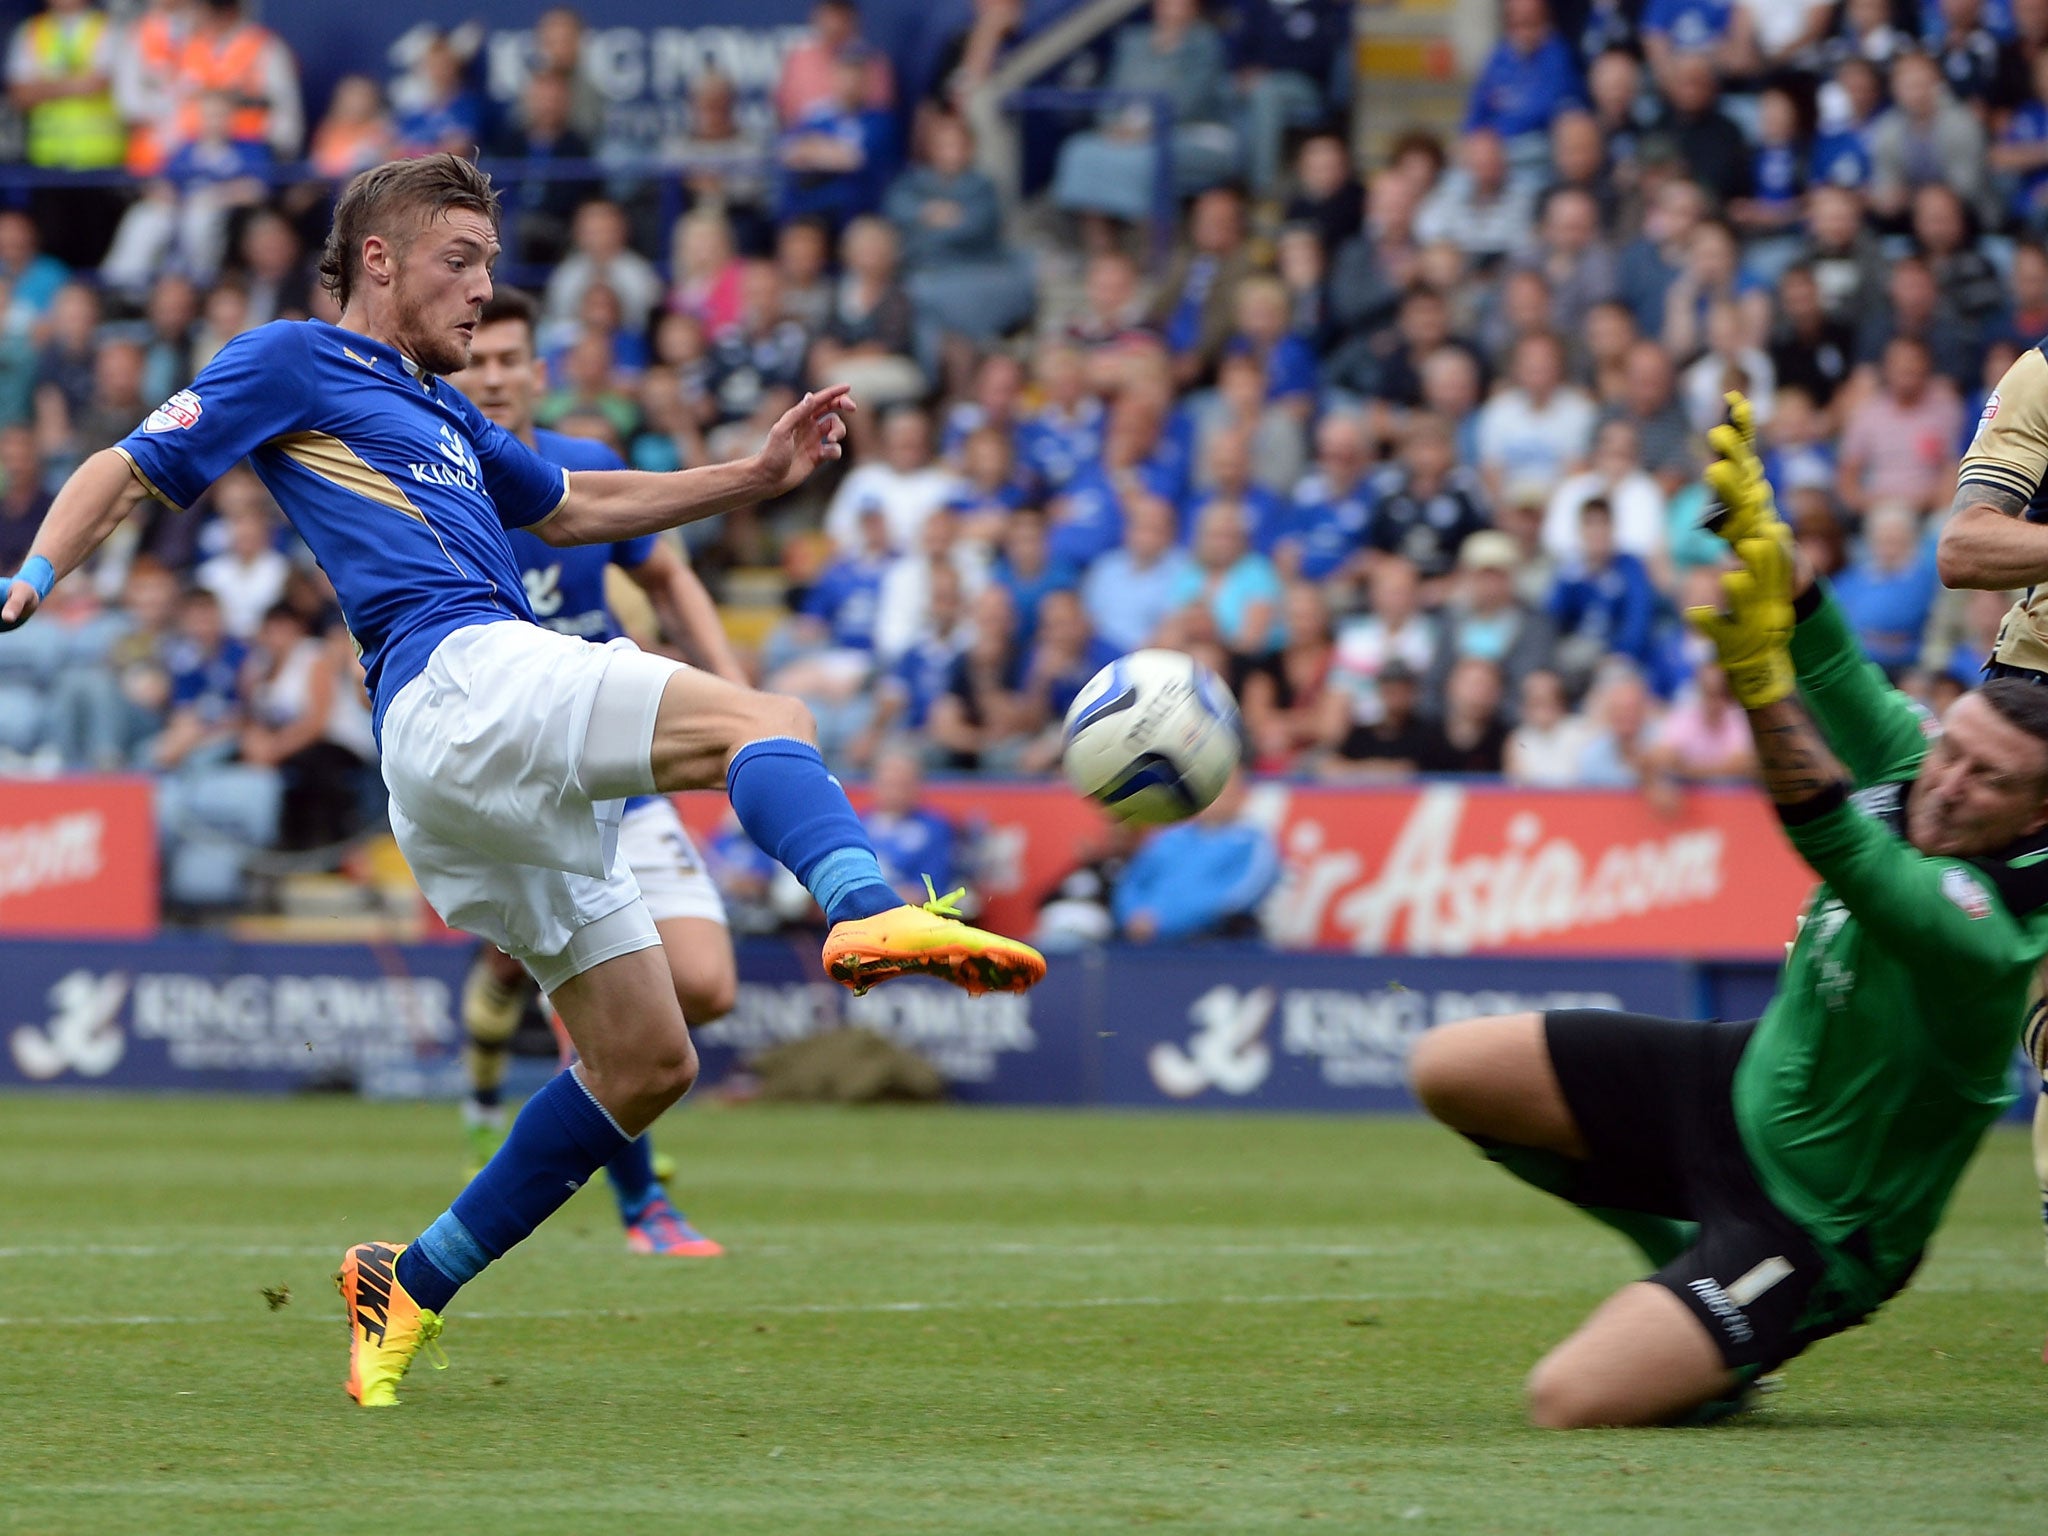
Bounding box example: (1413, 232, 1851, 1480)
(21, 10, 126, 170)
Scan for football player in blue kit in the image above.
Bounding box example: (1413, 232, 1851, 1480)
(0, 156, 1045, 1406)
(446, 287, 742, 1257)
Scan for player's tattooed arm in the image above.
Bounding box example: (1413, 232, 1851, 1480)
(1746, 696, 1851, 811)
(1938, 479, 2048, 589)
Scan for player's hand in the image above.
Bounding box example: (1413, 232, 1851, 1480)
(755, 385, 856, 498)
(0, 555, 55, 632)
(1702, 392, 1785, 548)
(1687, 528, 1796, 709)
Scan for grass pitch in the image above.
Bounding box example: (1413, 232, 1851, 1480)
(1, 1096, 2044, 1535)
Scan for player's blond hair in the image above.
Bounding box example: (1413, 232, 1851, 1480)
(319, 154, 502, 312)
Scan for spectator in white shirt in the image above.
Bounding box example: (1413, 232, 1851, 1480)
(1542, 417, 1668, 568)
(196, 471, 289, 640)
(823, 404, 965, 554)
(542, 200, 664, 337)
(1503, 667, 1593, 785)
(1474, 330, 1597, 507)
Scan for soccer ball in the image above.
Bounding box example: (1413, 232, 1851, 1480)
(1061, 649, 1243, 824)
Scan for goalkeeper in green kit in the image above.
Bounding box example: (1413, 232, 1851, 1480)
(1411, 395, 2048, 1428)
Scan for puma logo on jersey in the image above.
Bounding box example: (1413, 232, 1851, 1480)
(342, 347, 379, 372)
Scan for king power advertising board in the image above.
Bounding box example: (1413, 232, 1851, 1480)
(5, 938, 2036, 1118)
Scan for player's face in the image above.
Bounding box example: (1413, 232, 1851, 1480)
(1908, 694, 2048, 856)
(393, 208, 499, 376)
(447, 318, 544, 435)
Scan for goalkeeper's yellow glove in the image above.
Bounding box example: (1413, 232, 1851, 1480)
(1701, 391, 1787, 550)
(1686, 528, 1796, 709)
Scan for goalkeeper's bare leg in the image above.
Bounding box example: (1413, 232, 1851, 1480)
(1411, 1013, 1742, 1428)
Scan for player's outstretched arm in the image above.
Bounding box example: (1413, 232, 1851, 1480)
(0, 449, 156, 629)
(540, 386, 854, 548)
(1939, 347, 2048, 589)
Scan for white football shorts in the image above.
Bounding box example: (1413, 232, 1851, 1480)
(380, 620, 682, 992)
(618, 795, 728, 926)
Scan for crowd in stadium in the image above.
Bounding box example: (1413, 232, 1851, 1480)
(0, 0, 2022, 910)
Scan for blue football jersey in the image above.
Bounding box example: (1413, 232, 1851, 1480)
(503, 428, 655, 642)
(117, 320, 570, 736)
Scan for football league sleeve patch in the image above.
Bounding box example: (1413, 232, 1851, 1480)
(116, 324, 309, 511)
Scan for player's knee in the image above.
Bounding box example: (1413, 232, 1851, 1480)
(1523, 1359, 1600, 1430)
(642, 1030, 700, 1108)
(1407, 1021, 1480, 1124)
(746, 688, 816, 747)
(676, 966, 736, 1025)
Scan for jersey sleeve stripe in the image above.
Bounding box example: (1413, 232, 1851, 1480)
(273, 430, 427, 521)
(1956, 463, 2042, 501)
(522, 468, 573, 531)
(112, 445, 185, 512)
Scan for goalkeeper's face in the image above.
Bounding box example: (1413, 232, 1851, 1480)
(1908, 693, 2048, 857)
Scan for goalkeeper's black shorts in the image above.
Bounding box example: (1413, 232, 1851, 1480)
(1543, 1009, 1920, 1375)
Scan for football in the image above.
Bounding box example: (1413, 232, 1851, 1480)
(1060, 648, 1243, 824)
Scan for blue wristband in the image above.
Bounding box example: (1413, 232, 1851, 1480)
(15, 554, 53, 600)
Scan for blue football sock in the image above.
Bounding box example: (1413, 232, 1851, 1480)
(606, 1135, 662, 1224)
(727, 737, 899, 924)
(396, 1068, 630, 1312)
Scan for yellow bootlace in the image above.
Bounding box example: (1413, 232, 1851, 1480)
(919, 874, 968, 920)
(413, 1311, 449, 1372)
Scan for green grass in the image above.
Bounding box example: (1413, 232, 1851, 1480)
(1, 1097, 2045, 1535)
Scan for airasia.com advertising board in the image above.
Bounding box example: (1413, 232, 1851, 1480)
(677, 781, 1814, 960)
(0, 778, 157, 936)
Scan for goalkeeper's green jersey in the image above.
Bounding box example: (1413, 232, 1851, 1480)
(1735, 585, 2048, 1306)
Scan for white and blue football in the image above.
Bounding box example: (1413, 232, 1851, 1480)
(1060, 649, 1243, 824)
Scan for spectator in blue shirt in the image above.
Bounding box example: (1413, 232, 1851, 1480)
(1018, 340, 1106, 494)
(1082, 490, 1198, 653)
(1992, 50, 2048, 227)
(1169, 501, 1287, 661)
(764, 506, 894, 759)
(1547, 497, 1661, 682)
(1642, 0, 1738, 83)
(864, 744, 961, 903)
(870, 559, 970, 756)
(1050, 388, 1182, 570)
(1281, 410, 1377, 583)
(1465, 0, 1585, 153)
(1223, 275, 1319, 421)
(992, 507, 1079, 650)
(777, 47, 897, 231)
(1811, 58, 1881, 192)
(151, 585, 246, 770)
(1731, 87, 1808, 238)
(1017, 587, 1121, 772)
(1182, 427, 1289, 553)
(1831, 503, 1938, 674)
(1112, 770, 1280, 943)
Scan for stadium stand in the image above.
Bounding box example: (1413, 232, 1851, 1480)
(0, 0, 2001, 934)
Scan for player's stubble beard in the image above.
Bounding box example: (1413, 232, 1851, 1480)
(393, 275, 475, 378)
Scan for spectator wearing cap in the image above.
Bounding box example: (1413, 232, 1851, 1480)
(1424, 530, 1557, 710)
(1113, 770, 1279, 943)
(1547, 497, 1660, 683)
